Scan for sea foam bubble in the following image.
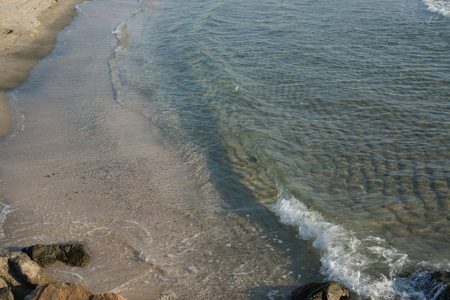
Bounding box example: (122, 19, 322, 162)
(423, 0, 450, 16)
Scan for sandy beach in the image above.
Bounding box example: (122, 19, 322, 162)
(0, 0, 323, 298)
(0, 0, 86, 139)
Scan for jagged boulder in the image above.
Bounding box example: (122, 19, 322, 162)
(292, 281, 351, 300)
(22, 243, 90, 267)
(0, 252, 56, 300)
(8, 252, 56, 287)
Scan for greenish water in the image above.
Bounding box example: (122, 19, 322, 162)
(110, 0, 449, 298)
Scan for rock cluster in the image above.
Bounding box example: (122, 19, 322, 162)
(0, 251, 55, 300)
(6, 243, 447, 300)
(0, 244, 127, 300)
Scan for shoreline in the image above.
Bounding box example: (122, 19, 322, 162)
(0, 0, 326, 298)
(0, 0, 87, 139)
(0, 1, 448, 299)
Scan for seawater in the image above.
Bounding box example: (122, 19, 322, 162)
(110, 0, 448, 298)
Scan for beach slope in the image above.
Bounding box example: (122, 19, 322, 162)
(0, 0, 86, 138)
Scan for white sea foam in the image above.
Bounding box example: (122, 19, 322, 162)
(423, 0, 450, 16)
(112, 21, 128, 53)
(273, 187, 410, 299)
(0, 203, 14, 239)
(274, 187, 450, 299)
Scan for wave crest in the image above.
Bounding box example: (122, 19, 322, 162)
(274, 186, 410, 298)
(423, 0, 450, 16)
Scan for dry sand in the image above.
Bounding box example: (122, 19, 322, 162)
(0, 0, 86, 138)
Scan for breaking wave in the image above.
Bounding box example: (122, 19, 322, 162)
(274, 186, 448, 299)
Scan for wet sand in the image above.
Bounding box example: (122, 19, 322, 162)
(0, 0, 324, 299)
(0, 93, 10, 138)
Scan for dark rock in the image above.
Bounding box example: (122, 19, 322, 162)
(432, 271, 449, 300)
(397, 269, 449, 300)
(0, 287, 14, 300)
(292, 281, 351, 300)
(22, 243, 90, 267)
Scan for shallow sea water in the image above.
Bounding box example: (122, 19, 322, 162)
(111, 0, 449, 298)
(0, 0, 449, 299)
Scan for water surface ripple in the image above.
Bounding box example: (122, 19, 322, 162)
(112, 0, 449, 298)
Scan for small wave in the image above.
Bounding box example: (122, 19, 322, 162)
(273, 188, 405, 298)
(423, 0, 450, 16)
(273, 186, 448, 299)
(109, 1, 146, 106)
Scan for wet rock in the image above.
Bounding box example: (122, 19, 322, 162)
(22, 243, 90, 267)
(432, 271, 450, 300)
(292, 281, 351, 300)
(25, 283, 94, 300)
(398, 269, 449, 300)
